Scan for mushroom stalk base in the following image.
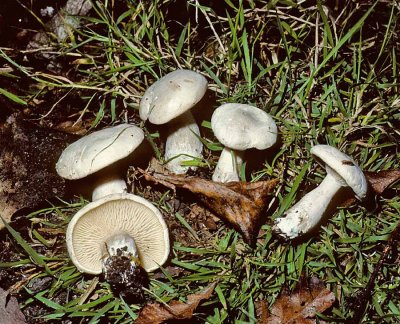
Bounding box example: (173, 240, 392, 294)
(165, 111, 203, 174)
(273, 173, 342, 239)
(92, 175, 127, 201)
(212, 148, 244, 183)
(102, 233, 148, 303)
(104, 233, 139, 259)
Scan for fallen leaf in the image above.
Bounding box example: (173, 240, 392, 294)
(255, 300, 269, 324)
(0, 288, 26, 324)
(138, 169, 278, 245)
(342, 169, 400, 207)
(265, 277, 335, 324)
(364, 170, 400, 195)
(135, 283, 216, 324)
(53, 120, 89, 135)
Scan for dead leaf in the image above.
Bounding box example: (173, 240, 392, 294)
(135, 283, 216, 324)
(138, 169, 278, 245)
(53, 120, 89, 135)
(256, 300, 269, 324)
(265, 277, 335, 324)
(342, 169, 400, 207)
(0, 288, 26, 324)
(364, 170, 400, 195)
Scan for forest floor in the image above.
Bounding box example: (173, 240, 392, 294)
(0, 0, 400, 323)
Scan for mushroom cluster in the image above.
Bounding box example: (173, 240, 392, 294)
(56, 68, 369, 302)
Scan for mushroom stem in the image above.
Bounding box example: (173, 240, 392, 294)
(92, 174, 127, 201)
(212, 148, 244, 183)
(105, 233, 139, 259)
(273, 172, 342, 239)
(164, 111, 203, 174)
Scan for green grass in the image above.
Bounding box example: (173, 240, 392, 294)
(1, 0, 400, 322)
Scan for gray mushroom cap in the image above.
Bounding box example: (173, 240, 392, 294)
(211, 103, 277, 151)
(66, 193, 170, 274)
(139, 69, 208, 125)
(56, 124, 144, 180)
(310, 144, 368, 199)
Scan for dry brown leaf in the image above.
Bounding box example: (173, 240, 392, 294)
(255, 300, 269, 324)
(342, 169, 400, 207)
(265, 277, 335, 324)
(53, 120, 89, 135)
(0, 288, 26, 324)
(364, 170, 400, 195)
(139, 169, 278, 245)
(135, 283, 216, 324)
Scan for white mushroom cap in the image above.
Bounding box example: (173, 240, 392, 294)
(56, 124, 144, 180)
(139, 69, 208, 125)
(310, 145, 367, 199)
(66, 193, 170, 274)
(211, 103, 277, 151)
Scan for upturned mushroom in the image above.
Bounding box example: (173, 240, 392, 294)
(211, 103, 278, 182)
(139, 69, 207, 174)
(273, 144, 368, 240)
(66, 193, 169, 274)
(56, 124, 170, 298)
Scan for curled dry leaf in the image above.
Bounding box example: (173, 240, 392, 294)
(341, 169, 400, 207)
(138, 169, 278, 245)
(265, 277, 335, 324)
(364, 170, 400, 195)
(0, 288, 26, 324)
(135, 283, 216, 324)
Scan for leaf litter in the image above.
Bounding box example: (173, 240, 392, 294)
(260, 277, 335, 324)
(135, 283, 216, 324)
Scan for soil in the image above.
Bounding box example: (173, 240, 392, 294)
(0, 109, 77, 227)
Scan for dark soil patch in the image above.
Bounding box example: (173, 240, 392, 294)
(0, 110, 77, 225)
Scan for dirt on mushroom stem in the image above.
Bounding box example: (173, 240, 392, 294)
(102, 248, 150, 303)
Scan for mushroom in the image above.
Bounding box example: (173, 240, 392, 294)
(139, 69, 207, 174)
(56, 123, 144, 201)
(211, 103, 278, 183)
(56, 124, 170, 297)
(66, 193, 170, 275)
(273, 144, 368, 240)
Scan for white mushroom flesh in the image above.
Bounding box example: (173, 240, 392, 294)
(139, 70, 207, 124)
(274, 171, 342, 239)
(56, 124, 144, 180)
(211, 103, 277, 182)
(164, 111, 203, 174)
(139, 70, 207, 174)
(92, 174, 127, 201)
(212, 148, 243, 183)
(104, 233, 138, 259)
